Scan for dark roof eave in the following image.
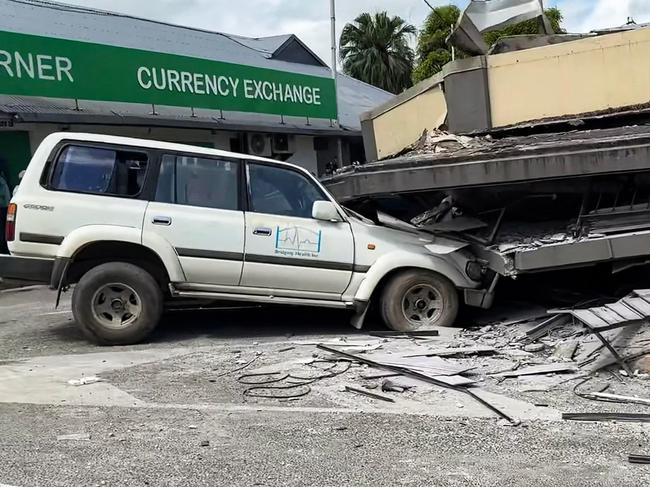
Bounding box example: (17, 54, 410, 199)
(8, 111, 361, 137)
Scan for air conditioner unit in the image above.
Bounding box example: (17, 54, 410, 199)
(247, 133, 272, 157)
(272, 134, 295, 154)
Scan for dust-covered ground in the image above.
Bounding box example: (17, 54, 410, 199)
(1, 286, 650, 486)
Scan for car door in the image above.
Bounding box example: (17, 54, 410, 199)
(143, 153, 245, 285)
(241, 161, 354, 295)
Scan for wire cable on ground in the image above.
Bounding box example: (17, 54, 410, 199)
(238, 360, 351, 400)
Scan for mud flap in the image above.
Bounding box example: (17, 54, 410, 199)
(350, 300, 370, 329)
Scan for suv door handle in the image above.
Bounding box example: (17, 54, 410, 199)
(152, 216, 172, 226)
(253, 227, 272, 236)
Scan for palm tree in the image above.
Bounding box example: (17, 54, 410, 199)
(340, 12, 416, 94)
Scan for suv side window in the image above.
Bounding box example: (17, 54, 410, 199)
(247, 163, 326, 218)
(50, 145, 148, 196)
(155, 154, 239, 211)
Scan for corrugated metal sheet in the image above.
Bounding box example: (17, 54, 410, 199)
(228, 34, 294, 57)
(0, 0, 322, 75)
(555, 290, 650, 331)
(0, 0, 394, 132)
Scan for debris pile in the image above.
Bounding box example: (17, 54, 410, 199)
(214, 290, 650, 470)
(403, 129, 492, 158)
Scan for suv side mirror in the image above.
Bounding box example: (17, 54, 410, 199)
(312, 200, 342, 222)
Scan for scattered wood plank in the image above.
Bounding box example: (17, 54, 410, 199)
(491, 363, 578, 378)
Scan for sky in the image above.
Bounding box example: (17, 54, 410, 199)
(60, 0, 650, 66)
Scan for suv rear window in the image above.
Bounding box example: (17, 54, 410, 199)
(50, 145, 148, 196)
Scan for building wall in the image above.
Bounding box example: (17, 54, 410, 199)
(359, 27, 650, 160)
(1, 125, 328, 182)
(288, 136, 318, 176)
(359, 75, 448, 161)
(370, 84, 447, 160)
(23, 124, 229, 153)
(488, 28, 650, 127)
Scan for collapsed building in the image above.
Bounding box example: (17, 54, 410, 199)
(323, 15, 650, 289)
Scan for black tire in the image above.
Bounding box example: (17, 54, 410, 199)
(72, 262, 163, 345)
(380, 269, 459, 332)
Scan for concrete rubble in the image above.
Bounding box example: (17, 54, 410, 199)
(209, 292, 650, 430)
(3, 286, 650, 484)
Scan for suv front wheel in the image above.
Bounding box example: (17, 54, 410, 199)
(380, 269, 459, 332)
(72, 262, 163, 345)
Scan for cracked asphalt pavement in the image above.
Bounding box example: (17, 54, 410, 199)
(1, 286, 650, 486)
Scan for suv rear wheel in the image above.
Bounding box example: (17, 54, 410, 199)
(72, 262, 163, 345)
(380, 269, 459, 332)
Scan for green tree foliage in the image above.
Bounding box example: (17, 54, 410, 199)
(339, 12, 416, 94)
(413, 5, 461, 84)
(413, 6, 564, 83)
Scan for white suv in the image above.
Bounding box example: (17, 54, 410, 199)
(0, 133, 489, 345)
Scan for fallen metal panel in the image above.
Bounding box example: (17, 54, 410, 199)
(554, 294, 650, 332)
(551, 292, 650, 375)
(624, 297, 650, 316)
(570, 310, 611, 328)
(563, 412, 650, 422)
(359, 353, 473, 377)
(404, 346, 497, 358)
(317, 344, 514, 423)
(605, 303, 640, 321)
(629, 454, 650, 464)
(491, 363, 577, 378)
(589, 307, 627, 326)
(450, 0, 551, 55)
(344, 386, 394, 403)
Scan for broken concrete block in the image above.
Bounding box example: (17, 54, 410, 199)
(57, 433, 91, 441)
(381, 379, 409, 393)
(67, 376, 102, 386)
(524, 343, 545, 353)
(553, 341, 578, 361)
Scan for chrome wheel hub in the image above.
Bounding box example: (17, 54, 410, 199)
(92, 283, 142, 329)
(402, 284, 443, 328)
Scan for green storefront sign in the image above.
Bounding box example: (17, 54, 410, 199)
(0, 30, 337, 119)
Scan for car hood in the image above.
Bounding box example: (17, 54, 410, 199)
(351, 219, 469, 255)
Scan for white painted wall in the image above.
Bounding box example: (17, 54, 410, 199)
(18, 124, 323, 173)
(288, 135, 317, 176)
